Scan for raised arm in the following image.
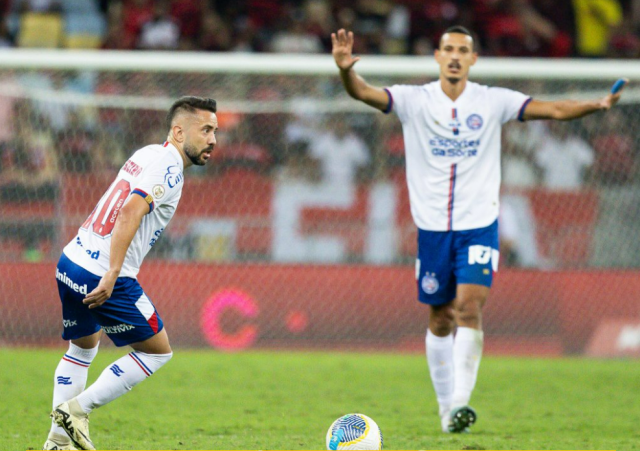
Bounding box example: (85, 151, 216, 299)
(331, 29, 390, 112)
(522, 80, 627, 121)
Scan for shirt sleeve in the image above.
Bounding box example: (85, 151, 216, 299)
(489, 87, 532, 124)
(384, 84, 421, 123)
(131, 158, 183, 213)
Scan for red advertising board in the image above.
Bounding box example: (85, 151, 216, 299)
(1, 263, 639, 356)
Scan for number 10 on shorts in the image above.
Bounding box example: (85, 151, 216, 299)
(468, 245, 499, 272)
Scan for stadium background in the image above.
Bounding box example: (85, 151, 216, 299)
(0, 0, 639, 359)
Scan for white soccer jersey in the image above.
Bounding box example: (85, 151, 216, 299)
(386, 80, 531, 231)
(63, 142, 184, 278)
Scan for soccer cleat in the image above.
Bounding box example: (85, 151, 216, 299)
(440, 409, 451, 433)
(43, 432, 78, 450)
(448, 405, 476, 433)
(50, 399, 95, 450)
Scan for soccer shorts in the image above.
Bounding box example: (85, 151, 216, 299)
(56, 252, 164, 347)
(416, 220, 499, 306)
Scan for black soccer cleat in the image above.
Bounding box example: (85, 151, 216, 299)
(448, 405, 477, 433)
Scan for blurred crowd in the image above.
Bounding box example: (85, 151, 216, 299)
(0, 0, 639, 58)
(0, 0, 639, 265)
(1, 70, 637, 191)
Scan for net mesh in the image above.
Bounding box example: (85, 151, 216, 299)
(1, 62, 639, 354)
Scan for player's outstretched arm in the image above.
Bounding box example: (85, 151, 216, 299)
(83, 195, 148, 309)
(332, 29, 389, 111)
(522, 79, 628, 121)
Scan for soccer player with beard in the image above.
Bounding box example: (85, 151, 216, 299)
(332, 26, 625, 433)
(45, 96, 218, 450)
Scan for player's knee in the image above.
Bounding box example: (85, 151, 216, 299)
(454, 296, 484, 324)
(135, 351, 173, 374)
(429, 306, 455, 335)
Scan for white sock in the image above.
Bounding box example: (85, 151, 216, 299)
(76, 351, 173, 414)
(426, 330, 454, 417)
(50, 343, 99, 435)
(451, 327, 484, 408)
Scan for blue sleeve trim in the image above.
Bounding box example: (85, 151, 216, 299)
(132, 189, 154, 213)
(382, 88, 393, 114)
(517, 97, 533, 122)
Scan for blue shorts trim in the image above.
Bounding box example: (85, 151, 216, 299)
(416, 220, 499, 306)
(56, 253, 164, 347)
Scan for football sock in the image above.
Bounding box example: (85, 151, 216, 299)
(451, 327, 484, 408)
(50, 343, 99, 436)
(76, 351, 172, 414)
(426, 330, 454, 417)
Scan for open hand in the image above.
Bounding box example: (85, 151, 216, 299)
(331, 29, 360, 71)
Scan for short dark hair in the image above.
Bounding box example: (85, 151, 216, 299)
(440, 25, 475, 49)
(166, 96, 217, 129)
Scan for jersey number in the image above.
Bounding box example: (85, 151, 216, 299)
(81, 179, 131, 237)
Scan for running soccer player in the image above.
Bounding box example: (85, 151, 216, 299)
(44, 96, 218, 450)
(332, 26, 625, 433)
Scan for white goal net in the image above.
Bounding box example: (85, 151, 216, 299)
(1, 51, 639, 356)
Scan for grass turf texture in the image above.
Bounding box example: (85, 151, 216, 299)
(2, 348, 639, 451)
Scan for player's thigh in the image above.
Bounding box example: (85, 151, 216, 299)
(454, 220, 500, 289)
(56, 253, 102, 341)
(90, 278, 165, 348)
(416, 228, 456, 306)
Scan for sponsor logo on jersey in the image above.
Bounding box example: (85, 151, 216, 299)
(75, 236, 101, 260)
(152, 184, 165, 199)
(429, 137, 481, 158)
(466, 114, 483, 130)
(122, 159, 143, 177)
(149, 228, 164, 247)
(63, 319, 78, 328)
(56, 268, 88, 295)
(421, 272, 439, 294)
(102, 323, 135, 334)
(164, 165, 183, 188)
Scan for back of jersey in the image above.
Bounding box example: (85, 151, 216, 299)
(63, 142, 185, 279)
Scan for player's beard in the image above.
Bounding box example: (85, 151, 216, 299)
(184, 141, 212, 166)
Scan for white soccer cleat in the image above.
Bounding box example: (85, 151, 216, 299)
(43, 432, 78, 450)
(440, 411, 451, 433)
(50, 399, 95, 450)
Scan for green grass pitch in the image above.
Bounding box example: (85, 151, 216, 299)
(2, 348, 639, 450)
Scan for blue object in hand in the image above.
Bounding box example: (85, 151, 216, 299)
(611, 78, 627, 94)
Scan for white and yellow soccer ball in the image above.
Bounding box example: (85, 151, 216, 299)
(326, 413, 383, 450)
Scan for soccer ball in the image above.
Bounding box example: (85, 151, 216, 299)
(325, 413, 383, 450)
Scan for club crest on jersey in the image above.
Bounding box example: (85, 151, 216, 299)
(466, 114, 483, 130)
(421, 273, 439, 295)
(152, 184, 165, 199)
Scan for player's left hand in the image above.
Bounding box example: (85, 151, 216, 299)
(600, 78, 628, 110)
(83, 270, 118, 309)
